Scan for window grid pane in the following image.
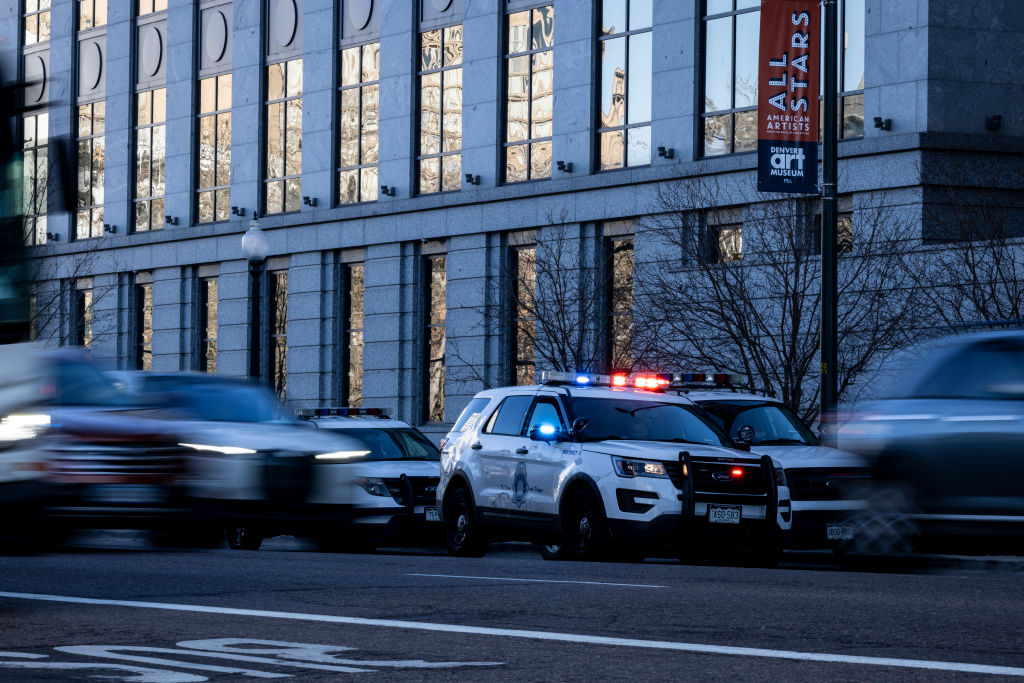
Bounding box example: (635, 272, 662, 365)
(598, 1, 653, 169)
(342, 263, 364, 406)
(338, 43, 380, 204)
(418, 27, 462, 195)
(606, 237, 634, 371)
(23, 112, 49, 245)
(200, 278, 218, 373)
(424, 256, 446, 422)
(268, 271, 287, 398)
(75, 101, 105, 240)
(134, 88, 166, 232)
(135, 283, 153, 370)
(197, 75, 231, 223)
(504, 7, 553, 182)
(265, 59, 302, 215)
(511, 246, 536, 385)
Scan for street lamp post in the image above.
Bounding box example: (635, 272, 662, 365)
(241, 215, 269, 379)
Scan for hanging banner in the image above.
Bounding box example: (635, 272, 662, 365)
(757, 0, 820, 194)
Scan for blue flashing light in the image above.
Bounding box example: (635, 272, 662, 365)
(575, 374, 591, 385)
(538, 423, 556, 436)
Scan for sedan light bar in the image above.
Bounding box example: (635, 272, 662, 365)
(298, 407, 390, 419)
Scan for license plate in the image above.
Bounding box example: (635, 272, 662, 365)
(708, 504, 741, 524)
(827, 522, 854, 540)
(424, 507, 441, 523)
(87, 485, 163, 504)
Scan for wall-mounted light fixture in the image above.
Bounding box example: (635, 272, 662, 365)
(985, 115, 1002, 131)
(464, 173, 480, 185)
(873, 116, 892, 131)
(380, 184, 396, 197)
(302, 196, 318, 207)
(164, 215, 178, 226)
(556, 160, 573, 173)
(46, 232, 60, 242)
(103, 223, 116, 234)
(657, 146, 675, 159)
(231, 206, 247, 217)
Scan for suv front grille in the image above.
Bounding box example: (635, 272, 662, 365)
(787, 468, 871, 501)
(665, 458, 768, 496)
(47, 443, 186, 482)
(383, 476, 439, 506)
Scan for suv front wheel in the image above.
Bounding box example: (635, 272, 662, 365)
(562, 488, 609, 561)
(444, 488, 489, 557)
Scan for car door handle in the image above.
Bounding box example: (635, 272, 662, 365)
(515, 447, 529, 455)
(471, 442, 483, 450)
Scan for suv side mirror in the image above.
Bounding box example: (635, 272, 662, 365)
(734, 425, 755, 452)
(569, 417, 589, 437)
(528, 424, 562, 442)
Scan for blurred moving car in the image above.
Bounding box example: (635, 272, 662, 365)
(299, 407, 441, 547)
(688, 387, 870, 550)
(0, 344, 54, 544)
(838, 331, 1024, 554)
(126, 374, 391, 551)
(32, 351, 192, 537)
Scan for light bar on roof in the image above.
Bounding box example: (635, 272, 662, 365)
(537, 370, 745, 390)
(297, 407, 389, 419)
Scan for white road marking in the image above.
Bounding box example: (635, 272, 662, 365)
(0, 652, 205, 683)
(2, 591, 1023, 677)
(407, 573, 666, 588)
(177, 638, 500, 668)
(56, 646, 294, 677)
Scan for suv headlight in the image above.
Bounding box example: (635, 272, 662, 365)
(612, 456, 668, 479)
(356, 477, 391, 497)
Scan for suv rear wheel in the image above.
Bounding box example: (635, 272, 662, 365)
(444, 488, 488, 557)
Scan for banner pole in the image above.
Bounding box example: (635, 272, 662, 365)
(820, 0, 839, 431)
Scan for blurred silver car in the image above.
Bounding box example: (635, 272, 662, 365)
(300, 407, 441, 548)
(127, 373, 377, 550)
(838, 331, 1024, 553)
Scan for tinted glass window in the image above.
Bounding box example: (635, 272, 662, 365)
(452, 397, 490, 433)
(698, 400, 816, 446)
(53, 360, 131, 407)
(566, 398, 728, 446)
(526, 399, 563, 430)
(484, 395, 533, 435)
(389, 429, 440, 460)
(141, 378, 293, 423)
(914, 340, 1024, 399)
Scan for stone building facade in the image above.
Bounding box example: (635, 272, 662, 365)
(3, 0, 1022, 439)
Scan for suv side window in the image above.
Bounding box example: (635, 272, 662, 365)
(483, 395, 534, 435)
(524, 397, 565, 434)
(915, 340, 1024, 398)
(452, 397, 491, 433)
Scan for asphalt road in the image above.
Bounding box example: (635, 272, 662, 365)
(1, 537, 1023, 681)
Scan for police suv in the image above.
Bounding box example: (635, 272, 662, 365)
(684, 377, 870, 549)
(438, 372, 791, 562)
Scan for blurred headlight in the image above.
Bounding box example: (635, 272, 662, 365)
(0, 414, 50, 443)
(356, 477, 391, 497)
(314, 450, 371, 460)
(180, 443, 257, 455)
(612, 456, 668, 479)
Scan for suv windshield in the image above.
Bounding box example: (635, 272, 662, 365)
(342, 428, 440, 461)
(697, 400, 816, 446)
(565, 397, 729, 446)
